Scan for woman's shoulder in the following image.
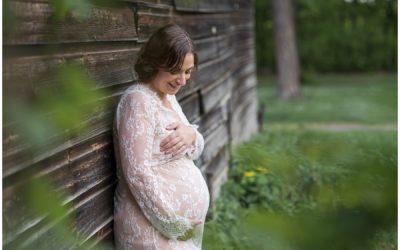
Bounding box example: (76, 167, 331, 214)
(120, 83, 159, 104)
(115, 84, 158, 128)
(117, 83, 160, 112)
(124, 83, 152, 97)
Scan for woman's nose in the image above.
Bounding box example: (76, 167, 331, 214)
(176, 73, 186, 85)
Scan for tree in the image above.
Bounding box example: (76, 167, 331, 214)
(272, 0, 300, 99)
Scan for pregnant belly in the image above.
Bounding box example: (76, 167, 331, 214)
(153, 157, 210, 220)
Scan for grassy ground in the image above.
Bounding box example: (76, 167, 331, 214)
(257, 73, 397, 124)
(204, 73, 397, 250)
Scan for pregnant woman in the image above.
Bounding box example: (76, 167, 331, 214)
(113, 24, 210, 249)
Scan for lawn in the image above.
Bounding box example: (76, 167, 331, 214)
(257, 73, 397, 124)
(203, 73, 397, 250)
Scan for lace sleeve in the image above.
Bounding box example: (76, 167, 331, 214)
(116, 91, 192, 239)
(185, 124, 204, 160)
(170, 95, 204, 160)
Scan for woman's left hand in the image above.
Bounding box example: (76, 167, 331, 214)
(160, 122, 196, 156)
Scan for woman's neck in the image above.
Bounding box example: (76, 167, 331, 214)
(147, 82, 167, 102)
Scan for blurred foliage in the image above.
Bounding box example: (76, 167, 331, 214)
(4, 63, 107, 154)
(6, 177, 79, 250)
(3, 0, 114, 248)
(4, 176, 114, 250)
(204, 129, 397, 250)
(3, 0, 17, 34)
(255, 0, 397, 73)
(50, 0, 92, 20)
(257, 73, 397, 124)
(3, 62, 112, 249)
(3, 0, 122, 34)
(49, 0, 123, 20)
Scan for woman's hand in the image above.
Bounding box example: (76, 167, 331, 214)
(177, 219, 202, 241)
(160, 122, 196, 156)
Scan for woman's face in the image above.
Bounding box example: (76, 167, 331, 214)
(150, 53, 195, 98)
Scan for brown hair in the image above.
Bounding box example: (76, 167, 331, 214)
(134, 24, 198, 83)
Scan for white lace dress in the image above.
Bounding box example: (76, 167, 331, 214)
(113, 83, 210, 250)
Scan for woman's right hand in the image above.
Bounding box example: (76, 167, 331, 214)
(177, 219, 202, 241)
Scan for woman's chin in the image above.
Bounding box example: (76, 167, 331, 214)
(170, 90, 179, 95)
(168, 86, 181, 93)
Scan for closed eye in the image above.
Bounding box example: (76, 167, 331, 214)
(185, 67, 194, 74)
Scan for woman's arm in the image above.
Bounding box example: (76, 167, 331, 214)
(116, 91, 196, 239)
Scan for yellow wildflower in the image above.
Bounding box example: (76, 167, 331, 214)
(243, 171, 256, 177)
(255, 166, 268, 174)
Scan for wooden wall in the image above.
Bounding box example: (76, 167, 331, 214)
(3, 0, 257, 248)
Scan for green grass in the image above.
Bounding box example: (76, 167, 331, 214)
(205, 129, 397, 250)
(204, 73, 397, 250)
(257, 73, 397, 124)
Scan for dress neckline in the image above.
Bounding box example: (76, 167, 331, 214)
(135, 83, 176, 113)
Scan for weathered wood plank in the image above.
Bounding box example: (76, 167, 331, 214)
(231, 72, 257, 105)
(202, 121, 229, 165)
(193, 35, 219, 64)
(205, 147, 229, 203)
(178, 92, 200, 123)
(231, 85, 257, 113)
(7, 29, 243, 103)
(3, 172, 115, 248)
(81, 216, 113, 248)
(2, 99, 117, 182)
(135, 2, 173, 42)
(174, 13, 233, 39)
(3, 79, 129, 177)
(230, 87, 258, 144)
(15, 183, 114, 249)
(74, 184, 114, 237)
(16, 219, 75, 250)
(123, 0, 173, 5)
(69, 148, 115, 198)
(3, 78, 126, 171)
(201, 74, 232, 113)
(5, 1, 137, 45)
(3, 183, 41, 247)
(236, 0, 254, 10)
(198, 102, 229, 137)
(173, 0, 237, 13)
(192, 49, 235, 91)
(3, 45, 139, 103)
(174, 11, 253, 39)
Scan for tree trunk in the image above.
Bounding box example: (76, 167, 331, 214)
(272, 0, 300, 99)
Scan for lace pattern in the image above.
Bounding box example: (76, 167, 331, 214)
(113, 83, 209, 250)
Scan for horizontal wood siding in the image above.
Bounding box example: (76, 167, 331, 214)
(3, 0, 257, 248)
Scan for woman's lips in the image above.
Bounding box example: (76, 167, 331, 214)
(168, 82, 179, 89)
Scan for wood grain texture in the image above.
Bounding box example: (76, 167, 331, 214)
(5, 1, 137, 45)
(135, 2, 173, 42)
(205, 147, 229, 203)
(202, 121, 229, 166)
(4, 44, 140, 101)
(174, 0, 238, 13)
